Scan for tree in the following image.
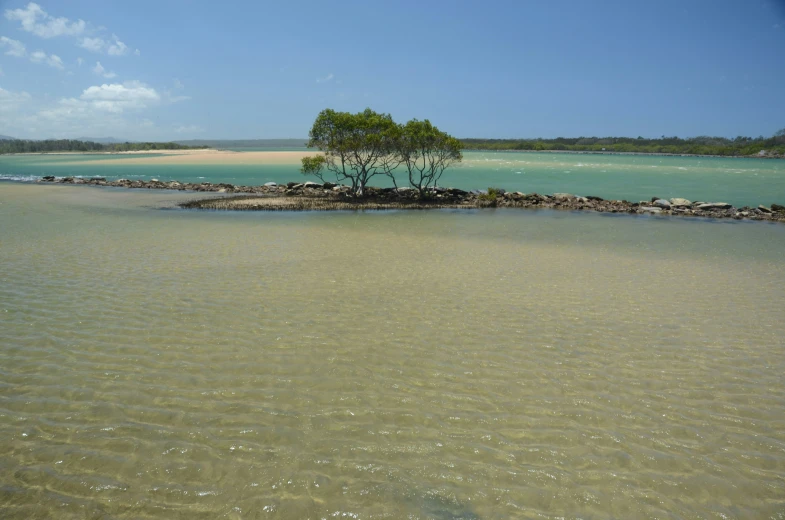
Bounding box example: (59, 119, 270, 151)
(301, 108, 401, 196)
(397, 119, 462, 197)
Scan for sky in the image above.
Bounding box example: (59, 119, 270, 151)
(0, 0, 784, 140)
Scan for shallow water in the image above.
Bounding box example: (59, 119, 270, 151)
(1, 183, 785, 519)
(1, 151, 784, 207)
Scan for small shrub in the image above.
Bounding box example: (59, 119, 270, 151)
(479, 187, 501, 202)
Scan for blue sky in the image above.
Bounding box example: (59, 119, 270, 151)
(1, 0, 784, 140)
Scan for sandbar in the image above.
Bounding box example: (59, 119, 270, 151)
(65, 150, 316, 166)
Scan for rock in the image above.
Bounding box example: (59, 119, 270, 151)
(739, 211, 749, 217)
(653, 199, 671, 209)
(41, 176, 55, 181)
(264, 182, 277, 187)
(90, 177, 106, 182)
(651, 197, 660, 203)
(553, 193, 575, 201)
(640, 206, 662, 213)
(289, 183, 304, 190)
(575, 196, 588, 203)
(669, 198, 691, 207)
(586, 195, 604, 201)
(396, 187, 413, 192)
(322, 182, 336, 189)
(758, 205, 772, 213)
(697, 203, 732, 210)
(151, 178, 159, 182)
(772, 204, 785, 212)
(303, 181, 322, 188)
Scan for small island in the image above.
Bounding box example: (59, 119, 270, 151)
(32, 108, 785, 223)
(38, 176, 785, 223)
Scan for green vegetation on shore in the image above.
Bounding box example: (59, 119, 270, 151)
(301, 108, 462, 197)
(0, 139, 208, 155)
(460, 130, 785, 156)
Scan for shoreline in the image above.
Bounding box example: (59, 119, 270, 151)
(35, 176, 785, 222)
(4, 149, 782, 160)
(462, 149, 784, 159)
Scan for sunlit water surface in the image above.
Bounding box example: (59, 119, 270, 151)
(1, 151, 784, 207)
(1, 184, 784, 519)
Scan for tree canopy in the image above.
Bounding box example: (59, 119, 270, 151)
(301, 108, 402, 196)
(398, 119, 463, 196)
(301, 108, 463, 196)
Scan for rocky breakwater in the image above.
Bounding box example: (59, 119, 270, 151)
(37, 176, 785, 222)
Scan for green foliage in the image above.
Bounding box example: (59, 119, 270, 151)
(399, 119, 463, 196)
(459, 133, 785, 156)
(0, 139, 208, 154)
(301, 108, 463, 197)
(478, 187, 501, 202)
(302, 108, 401, 196)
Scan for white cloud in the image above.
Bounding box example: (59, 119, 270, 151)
(77, 57, 83, 66)
(80, 81, 161, 112)
(48, 54, 64, 70)
(107, 35, 128, 56)
(134, 48, 140, 56)
(79, 36, 105, 53)
(174, 78, 184, 90)
(29, 49, 64, 69)
(174, 124, 205, 134)
(0, 86, 32, 112)
(5, 4, 134, 57)
(5, 2, 85, 38)
(316, 73, 334, 84)
(0, 35, 27, 57)
(92, 61, 116, 79)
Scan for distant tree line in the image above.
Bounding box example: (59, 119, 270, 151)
(460, 130, 785, 156)
(0, 139, 208, 154)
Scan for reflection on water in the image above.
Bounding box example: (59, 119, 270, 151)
(1, 184, 785, 518)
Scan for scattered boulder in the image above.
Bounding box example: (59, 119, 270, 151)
(653, 199, 672, 209)
(758, 205, 772, 213)
(697, 203, 732, 210)
(669, 198, 691, 207)
(772, 204, 785, 212)
(303, 181, 322, 189)
(553, 193, 575, 201)
(586, 195, 604, 201)
(264, 182, 277, 187)
(640, 207, 662, 213)
(41, 176, 55, 182)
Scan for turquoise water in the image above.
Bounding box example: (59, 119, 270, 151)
(1, 151, 784, 207)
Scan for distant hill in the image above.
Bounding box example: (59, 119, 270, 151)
(0, 134, 16, 140)
(174, 139, 307, 149)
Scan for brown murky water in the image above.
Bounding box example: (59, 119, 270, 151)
(1, 183, 784, 519)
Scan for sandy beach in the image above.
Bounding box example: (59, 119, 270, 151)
(68, 149, 314, 165)
(5, 149, 314, 165)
